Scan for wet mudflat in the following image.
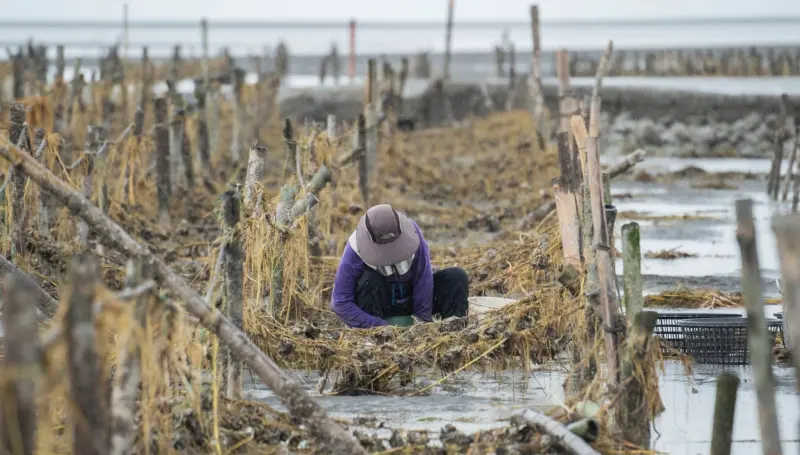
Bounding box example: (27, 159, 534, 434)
(240, 158, 798, 454)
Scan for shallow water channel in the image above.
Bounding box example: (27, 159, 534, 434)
(242, 157, 799, 454)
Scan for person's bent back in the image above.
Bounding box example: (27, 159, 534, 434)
(331, 204, 470, 328)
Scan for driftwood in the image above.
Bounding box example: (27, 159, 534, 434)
(516, 409, 600, 455)
(0, 275, 41, 455)
(0, 140, 367, 454)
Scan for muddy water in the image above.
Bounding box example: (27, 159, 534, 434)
(243, 157, 799, 454)
(608, 157, 790, 296)
(245, 361, 799, 454)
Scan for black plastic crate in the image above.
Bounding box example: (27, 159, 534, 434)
(677, 317, 781, 365)
(653, 312, 743, 355)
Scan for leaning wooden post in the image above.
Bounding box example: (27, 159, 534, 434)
(0, 141, 367, 454)
(109, 259, 149, 455)
(772, 214, 800, 395)
(0, 276, 41, 455)
(734, 199, 782, 455)
(8, 104, 31, 258)
(223, 191, 244, 399)
(67, 255, 109, 455)
(153, 97, 171, 225)
(443, 0, 455, 80)
(710, 372, 740, 455)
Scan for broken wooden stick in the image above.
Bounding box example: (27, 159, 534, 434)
(0, 139, 368, 455)
(517, 409, 600, 455)
(606, 149, 646, 180)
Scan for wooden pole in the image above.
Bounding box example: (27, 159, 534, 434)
(0, 276, 41, 455)
(230, 68, 245, 162)
(781, 119, 799, 201)
(223, 191, 244, 399)
(8, 104, 30, 258)
(771, 213, 800, 393)
(349, 19, 356, 82)
(123, 4, 129, 61)
(588, 95, 623, 383)
(734, 199, 782, 455)
(67, 255, 109, 455)
(767, 94, 790, 200)
(621, 222, 642, 317)
(619, 311, 658, 448)
(109, 259, 148, 455)
(356, 114, 369, 206)
(443, 0, 455, 80)
(710, 372, 740, 455)
(0, 140, 367, 454)
(153, 97, 171, 225)
(244, 142, 267, 210)
(529, 4, 546, 144)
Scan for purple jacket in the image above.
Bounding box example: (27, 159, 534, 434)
(331, 221, 433, 328)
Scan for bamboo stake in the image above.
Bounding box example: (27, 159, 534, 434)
(223, 191, 244, 399)
(771, 214, 800, 393)
(710, 372, 740, 455)
(109, 259, 149, 455)
(153, 97, 171, 225)
(0, 139, 367, 454)
(588, 95, 623, 384)
(734, 199, 782, 455)
(67, 255, 109, 455)
(195, 82, 211, 178)
(35, 128, 54, 238)
(0, 275, 41, 455)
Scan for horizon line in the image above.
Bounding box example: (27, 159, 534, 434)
(1, 16, 800, 29)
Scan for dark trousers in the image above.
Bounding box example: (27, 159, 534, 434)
(355, 267, 469, 320)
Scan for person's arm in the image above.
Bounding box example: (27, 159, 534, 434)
(331, 245, 388, 328)
(411, 225, 434, 322)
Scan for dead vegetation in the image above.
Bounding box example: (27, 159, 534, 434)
(644, 249, 698, 260)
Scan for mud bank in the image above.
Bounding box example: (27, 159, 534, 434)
(280, 79, 800, 157)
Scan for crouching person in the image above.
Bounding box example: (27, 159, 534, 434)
(331, 204, 469, 328)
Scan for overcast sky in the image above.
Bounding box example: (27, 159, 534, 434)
(6, 0, 800, 20)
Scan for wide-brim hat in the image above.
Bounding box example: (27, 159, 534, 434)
(355, 204, 420, 267)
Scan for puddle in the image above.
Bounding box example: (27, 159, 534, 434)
(244, 361, 798, 454)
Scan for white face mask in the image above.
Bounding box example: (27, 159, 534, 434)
(375, 254, 415, 277)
